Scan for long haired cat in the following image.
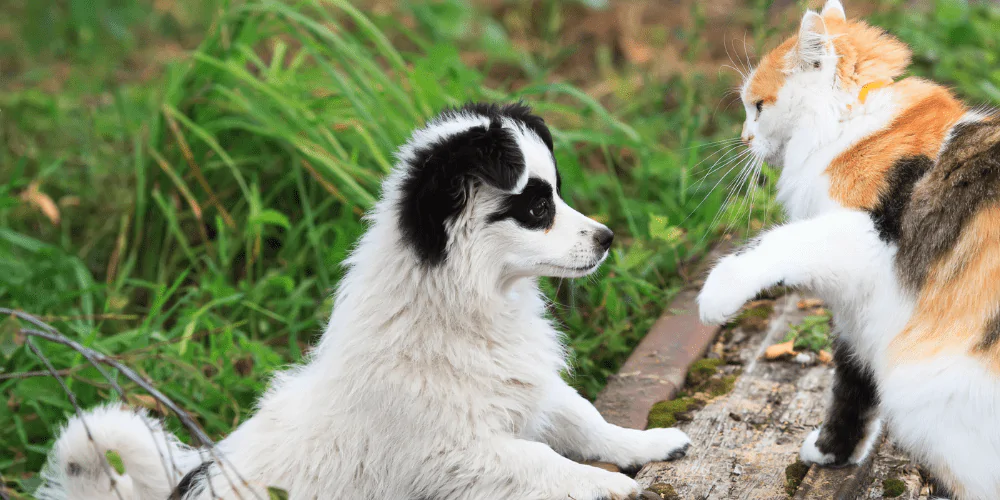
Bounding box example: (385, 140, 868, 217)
(697, 1, 999, 498)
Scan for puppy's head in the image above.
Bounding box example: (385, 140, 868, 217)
(392, 102, 612, 279)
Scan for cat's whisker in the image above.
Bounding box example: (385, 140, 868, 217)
(716, 152, 762, 233)
(681, 150, 755, 227)
(715, 93, 743, 118)
(710, 157, 755, 233)
(741, 31, 756, 77)
(691, 148, 755, 189)
(723, 39, 748, 80)
(682, 137, 742, 151)
(690, 142, 747, 175)
(746, 157, 764, 234)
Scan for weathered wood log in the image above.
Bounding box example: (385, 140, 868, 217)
(635, 295, 850, 499)
(793, 445, 878, 500)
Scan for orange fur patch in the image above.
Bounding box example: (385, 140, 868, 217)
(889, 204, 1000, 372)
(825, 79, 966, 210)
(830, 20, 911, 91)
(746, 37, 796, 105)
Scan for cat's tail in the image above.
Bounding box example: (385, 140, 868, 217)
(35, 404, 201, 500)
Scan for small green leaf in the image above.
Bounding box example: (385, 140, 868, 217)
(268, 487, 289, 500)
(0, 315, 23, 360)
(616, 242, 654, 272)
(105, 450, 126, 475)
(250, 209, 291, 229)
(648, 214, 684, 246)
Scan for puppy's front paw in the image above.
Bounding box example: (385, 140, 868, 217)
(615, 428, 692, 474)
(637, 428, 691, 462)
(571, 469, 641, 500)
(647, 428, 691, 461)
(698, 257, 755, 325)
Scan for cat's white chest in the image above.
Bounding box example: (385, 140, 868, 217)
(777, 96, 899, 220)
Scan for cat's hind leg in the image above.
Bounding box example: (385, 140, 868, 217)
(800, 339, 882, 466)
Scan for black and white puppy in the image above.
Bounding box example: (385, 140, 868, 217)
(38, 102, 690, 500)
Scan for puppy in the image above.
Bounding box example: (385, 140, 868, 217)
(37, 102, 690, 500)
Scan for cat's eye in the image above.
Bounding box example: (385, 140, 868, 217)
(755, 100, 764, 114)
(528, 198, 550, 219)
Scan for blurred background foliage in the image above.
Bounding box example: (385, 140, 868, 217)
(2, 0, 998, 493)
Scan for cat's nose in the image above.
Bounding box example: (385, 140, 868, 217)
(741, 133, 755, 145)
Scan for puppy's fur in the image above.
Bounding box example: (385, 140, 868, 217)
(37, 103, 690, 500)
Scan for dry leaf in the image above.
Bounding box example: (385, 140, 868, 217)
(620, 37, 653, 64)
(764, 340, 797, 360)
(818, 350, 833, 364)
(58, 195, 81, 207)
(233, 356, 255, 377)
(21, 182, 60, 225)
(797, 298, 824, 310)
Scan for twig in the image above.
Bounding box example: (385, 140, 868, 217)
(2, 309, 261, 500)
(0, 369, 73, 381)
(25, 338, 126, 500)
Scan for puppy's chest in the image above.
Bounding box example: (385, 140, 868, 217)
(476, 323, 565, 424)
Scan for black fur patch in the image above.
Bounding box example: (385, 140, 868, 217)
(870, 156, 933, 243)
(977, 312, 1000, 351)
(488, 178, 556, 230)
(171, 461, 212, 499)
(399, 102, 557, 265)
(897, 127, 1000, 290)
(450, 102, 554, 154)
(814, 340, 880, 465)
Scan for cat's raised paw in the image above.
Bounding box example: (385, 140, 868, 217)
(697, 257, 755, 325)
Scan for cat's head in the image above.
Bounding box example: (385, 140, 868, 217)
(740, 0, 911, 166)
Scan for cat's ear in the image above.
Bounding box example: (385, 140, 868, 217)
(797, 11, 834, 70)
(821, 0, 847, 22)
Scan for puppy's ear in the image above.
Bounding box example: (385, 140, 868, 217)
(398, 121, 526, 265)
(467, 118, 526, 192)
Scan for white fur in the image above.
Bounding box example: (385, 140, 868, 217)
(40, 108, 690, 500)
(709, 3, 1000, 496)
(798, 429, 836, 465)
(35, 406, 201, 500)
(800, 418, 881, 466)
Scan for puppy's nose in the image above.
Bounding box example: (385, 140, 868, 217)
(594, 228, 614, 252)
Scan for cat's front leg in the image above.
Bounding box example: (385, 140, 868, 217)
(698, 210, 880, 324)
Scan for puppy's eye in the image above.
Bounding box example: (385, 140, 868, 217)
(755, 100, 764, 114)
(528, 198, 550, 219)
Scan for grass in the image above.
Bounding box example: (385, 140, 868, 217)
(782, 312, 834, 354)
(3, 0, 1000, 494)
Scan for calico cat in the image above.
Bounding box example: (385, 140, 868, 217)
(697, 1, 999, 498)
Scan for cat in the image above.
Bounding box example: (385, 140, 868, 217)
(697, 1, 1000, 498)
